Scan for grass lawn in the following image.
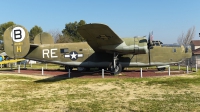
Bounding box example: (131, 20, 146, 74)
(0, 69, 200, 111)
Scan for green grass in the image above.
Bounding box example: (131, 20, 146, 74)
(0, 71, 200, 111)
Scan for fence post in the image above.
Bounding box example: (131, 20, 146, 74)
(102, 69, 104, 78)
(18, 65, 20, 73)
(168, 66, 170, 76)
(140, 68, 143, 78)
(42, 67, 44, 75)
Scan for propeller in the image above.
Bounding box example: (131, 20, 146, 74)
(148, 31, 154, 65)
(147, 31, 154, 49)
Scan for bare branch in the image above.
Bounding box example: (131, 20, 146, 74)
(47, 29, 62, 43)
(177, 26, 195, 46)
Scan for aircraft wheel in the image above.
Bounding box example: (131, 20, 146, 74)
(110, 63, 122, 75)
(157, 67, 166, 71)
(65, 66, 73, 71)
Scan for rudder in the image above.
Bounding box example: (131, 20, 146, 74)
(3, 25, 30, 59)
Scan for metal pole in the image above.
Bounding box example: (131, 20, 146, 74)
(24, 62, 26, 68)
(18, 65, 20, 73)
(42, 67, 44, 75)
(187, 66, 188, 74)
(140, 68, 143, 78)
(196, 64, 198, 72)
(1, 64, 2, 68)
(68, 69, 70, 78)
(102, 69, 104, 78)
(168, 66, 170, 76)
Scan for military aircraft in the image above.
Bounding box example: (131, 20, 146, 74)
(3, 24, 191, 74)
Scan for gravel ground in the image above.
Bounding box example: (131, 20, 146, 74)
(1, 69, 185, 78)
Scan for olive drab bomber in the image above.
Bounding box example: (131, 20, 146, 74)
(3, 23, 192, 75)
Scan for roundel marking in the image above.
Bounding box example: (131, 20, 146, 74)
(69, 51, 78, 61)
(10, 27, 25, 42)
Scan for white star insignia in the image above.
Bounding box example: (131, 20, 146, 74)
(71, 52, 77, 59)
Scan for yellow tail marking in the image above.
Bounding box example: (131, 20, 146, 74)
(16, 46, 22, 52)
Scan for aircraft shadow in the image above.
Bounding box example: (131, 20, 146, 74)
(34, 70, 112, 83)
(34, 73, 71, 83)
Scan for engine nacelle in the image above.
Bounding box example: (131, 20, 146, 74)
(100, 37, 148, 54)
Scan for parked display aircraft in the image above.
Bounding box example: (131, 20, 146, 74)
(3, 24, 191, 74)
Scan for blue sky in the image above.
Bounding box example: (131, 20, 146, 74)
(1, 0, 200, 44)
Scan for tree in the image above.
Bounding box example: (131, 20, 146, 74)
(177, 26, 196, 46)
(0, 21, 15, 40)
(56, 34, 72, 43)
(47, 29, 73, 43)
(29, 25, 43, 41)
(62, 20, 86, 42)
(48, 29, 62, 43)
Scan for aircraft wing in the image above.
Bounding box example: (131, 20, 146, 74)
(77, 23, 123, 52)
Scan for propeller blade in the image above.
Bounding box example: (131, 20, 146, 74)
(148, 32, 153, 49)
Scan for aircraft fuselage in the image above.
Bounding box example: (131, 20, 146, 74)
(25, 42, 191, 68)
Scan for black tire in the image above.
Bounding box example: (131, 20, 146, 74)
(157, 67, 166, 71)
(110, 63, 122, 75)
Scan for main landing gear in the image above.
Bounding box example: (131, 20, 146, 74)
(157, 67, 166, 71)
(110, 52, 122, 75)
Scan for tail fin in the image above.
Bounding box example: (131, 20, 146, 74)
(3, 25, 30, 59)
(34, 32, 54, 44)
